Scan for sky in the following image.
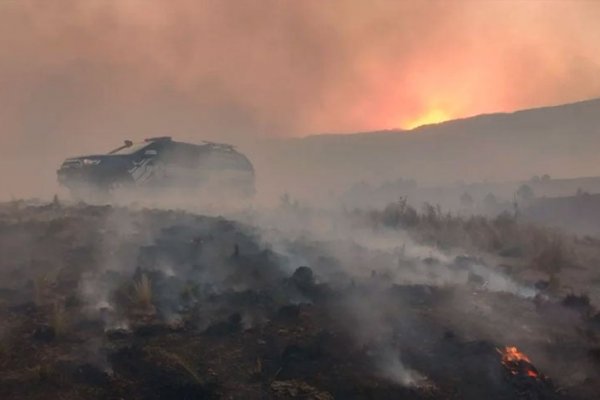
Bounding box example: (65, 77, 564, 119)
(0, 0, 599, 158)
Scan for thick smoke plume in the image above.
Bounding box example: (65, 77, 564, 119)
(1, 1, 600, 197)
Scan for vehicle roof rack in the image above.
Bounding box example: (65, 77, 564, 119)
(145, 136, 172, 142)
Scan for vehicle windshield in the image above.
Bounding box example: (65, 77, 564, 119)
(108, 142, 149, 155)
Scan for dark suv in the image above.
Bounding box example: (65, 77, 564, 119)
(57, 137, 255, 196)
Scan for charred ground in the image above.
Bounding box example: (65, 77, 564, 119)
(0, 201, 599, 399)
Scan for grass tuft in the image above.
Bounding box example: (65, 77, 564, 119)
(51, 302, 68, 337)
(133, 274, 153, 309)
(155, 349, 203, 384)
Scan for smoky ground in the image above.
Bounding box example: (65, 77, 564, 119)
(1, 191, 600, 399)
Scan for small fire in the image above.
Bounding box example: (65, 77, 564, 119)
(498, 346, 539, 379)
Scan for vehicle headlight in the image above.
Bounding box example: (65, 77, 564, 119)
(82, 159, 101, 166)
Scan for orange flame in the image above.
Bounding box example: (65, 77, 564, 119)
(501, 346, 532, 364)
(498, 346, 539, 378)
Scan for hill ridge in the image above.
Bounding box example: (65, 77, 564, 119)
(300, 96, 600, 140)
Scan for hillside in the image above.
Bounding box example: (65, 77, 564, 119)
(250, 98, 600, 201)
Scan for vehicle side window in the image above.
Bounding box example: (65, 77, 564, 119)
(168, 145, 199, 168)
(200, 151, 250, 171)
(132, 144, 159, 160)
(143, 148, 158, 157)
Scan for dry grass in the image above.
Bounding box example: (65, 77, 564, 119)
(361, 198, 576, 275)
(155, 349, 203, 384)
(51, 302, 68, 337)
(33, 274, 49, 306)
(132, 274, 153, 309)
(254, 357, 262, 376)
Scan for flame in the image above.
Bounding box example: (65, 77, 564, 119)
(498, 346, 539, 379)
(502, 346, 532, 364)
(404, 108, 451, 130)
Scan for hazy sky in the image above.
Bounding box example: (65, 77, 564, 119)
(1, 0, 599, 154)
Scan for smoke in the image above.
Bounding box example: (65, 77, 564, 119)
(0, 191, 595, 391)
(1, 1, 599, 387)
(377, 350, 425, 387)
(1, 1, 600, 197)
(226, 201, 552, 386)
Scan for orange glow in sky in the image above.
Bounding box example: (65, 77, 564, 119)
(403, 108, 452, 130)
(0, 0, 600, 143)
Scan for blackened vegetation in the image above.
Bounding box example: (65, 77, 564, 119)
(0, 202, 598, 399)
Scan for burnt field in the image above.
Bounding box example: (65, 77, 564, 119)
(1, 201, 600, 399)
